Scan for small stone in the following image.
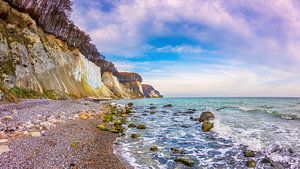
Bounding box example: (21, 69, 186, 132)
(40, 122, 53, 130)
(131, 133, 141, 138)
(23, 131, 29, 135)
(137, 124, 146, 129)
(244, 150, 255, 157)
(149, 106, 157, 110)
(150, 146, 159, 152)
(0, 139, 9, 144)
(73, 114, 79, 119)
(202, 121, 213, 132)
(150, 111, 156, 114)
(127, 102, 134, 107)
(79, 112, 91, 120)
(0, 122, 4, 131)
(247, 160, 256, 168)
(163, 104, 173, 108)
(96, 125, 109, 131)
(2, 116, 13, 121)
(30, 131, 41, 137)
(199, 111, 215, 122)
(0, 131, 8, 139)
(11, 109, 18, 114)
(70, 141, 80, 148)
(174, 157, 194, 167)
(0, 91, 3, 101)
(0, 145, 10, 155)
(128, 123, 136, 128)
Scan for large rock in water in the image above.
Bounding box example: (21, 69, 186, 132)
(199, 111, 215, 122)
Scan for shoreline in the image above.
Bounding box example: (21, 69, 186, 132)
(0, 99, 132, 169)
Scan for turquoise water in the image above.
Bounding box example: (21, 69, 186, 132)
(114, 98, 300, 169)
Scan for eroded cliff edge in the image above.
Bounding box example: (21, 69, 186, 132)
(0, 0, 162, 100)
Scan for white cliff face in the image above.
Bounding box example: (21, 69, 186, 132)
(73, 54, 103, 89)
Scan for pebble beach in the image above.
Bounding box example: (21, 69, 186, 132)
(0, 99, 129, 169)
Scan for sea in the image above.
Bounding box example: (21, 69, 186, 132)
(113, 97, 300, 169)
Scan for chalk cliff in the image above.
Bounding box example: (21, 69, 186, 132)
(0, 0, 162, 100)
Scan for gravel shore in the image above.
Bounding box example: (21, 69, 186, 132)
(0, 99, 129, 169)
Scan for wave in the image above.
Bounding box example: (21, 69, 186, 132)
(237, 106, 300, 120)
(270, 111, 300, 120)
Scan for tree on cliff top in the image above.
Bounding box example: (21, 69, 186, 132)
(5, 0, 104, 61)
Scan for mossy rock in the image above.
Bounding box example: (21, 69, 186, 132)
(137, 124, 146, 129)
(110, 125, 124, 133)
(96, 125, 109, 131)
(202, 122, 213, 132)
(150, 146, 159, 152)
(247, 160, 256, 168)
(149, 106, 157, 110)
(174, 157, 194, 167)
(113, 120, 122, 126)
(150, 111, 156, 114)
(70, 141, 80, 148)
(171, 147, 185, 154)
(103, 114, 114, 122)
(131, 133, 141, 138)
(243, 150, 255, 157)
(128, 123, 136, 128)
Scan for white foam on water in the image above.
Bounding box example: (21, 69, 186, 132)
(238, 106, 255, 112)
(114, 143, 148, 169)
(212, 119, 264, 151)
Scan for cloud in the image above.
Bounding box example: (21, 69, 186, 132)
(156, 45, 203, 53)
(71, 0, 300, 96)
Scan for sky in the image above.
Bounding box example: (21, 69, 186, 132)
(71, 0, 300, 97)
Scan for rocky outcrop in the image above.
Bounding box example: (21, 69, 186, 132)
(0, 0, 162, 99)
(142, 84, 163, 98)
(117, 72, 144, 98)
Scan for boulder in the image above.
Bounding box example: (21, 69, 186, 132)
(127, 102, 133, 107)
(131, 133, 141, 138)
(137, 124, 146, 129)
(171, 147, 185, 154)
(202, 122, 213, 132)
(244, 150, 255, 157)
(163, 104, 173, 108)
(174, 157, 194, 167)
(247, 160, 256, 168)
(150, 146, 159, 152)
(199, 111, 215, 122)
(128, 123, 136, 128)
